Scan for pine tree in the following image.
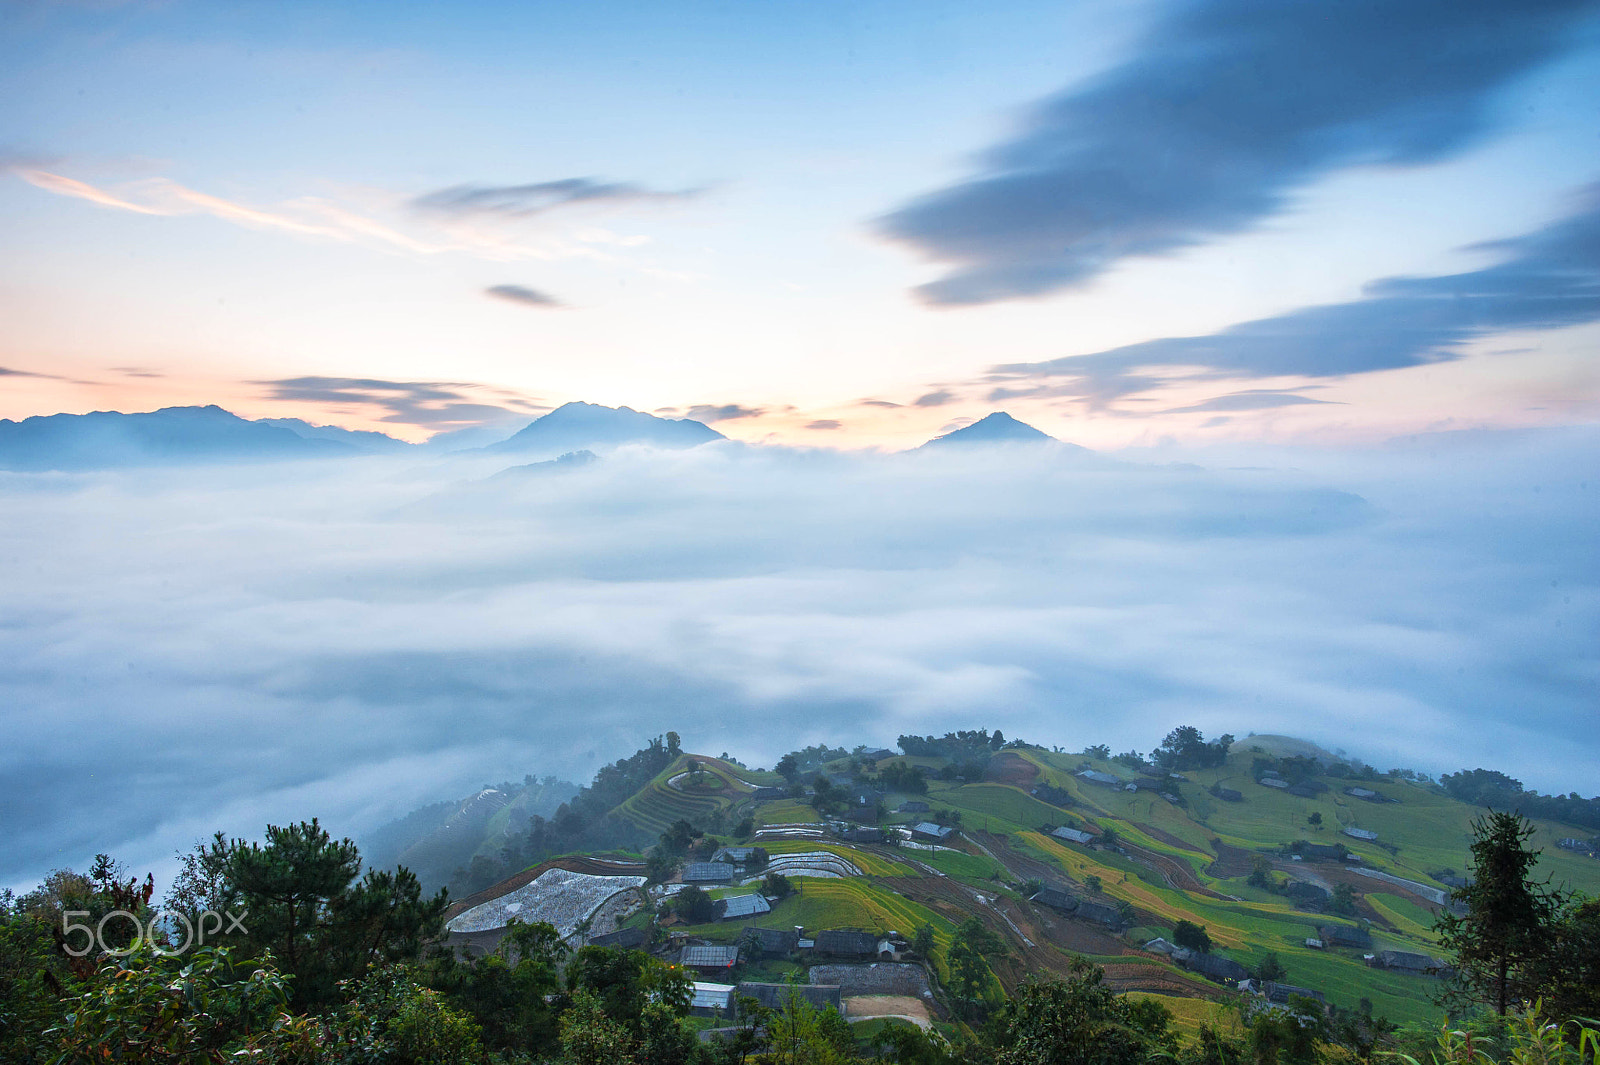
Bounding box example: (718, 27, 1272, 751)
(1434, 811, 1565, 1015)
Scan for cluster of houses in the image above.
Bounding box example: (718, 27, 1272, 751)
(1557, 837, 1599, 857)
(667, 927, 908, 981)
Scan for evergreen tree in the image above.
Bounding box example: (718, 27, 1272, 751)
(1434, 811, 1564, 1015)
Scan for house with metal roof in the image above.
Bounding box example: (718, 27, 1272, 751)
(586, 925, 649, 950)
(841, 826, 886, 844)
(909, 822, 956, 842)
(741, 926, 799, 956)
(1342, 827, 1378, 842)
(749, 786, 788, 801)
(812, 929, 879, 958)
(679, 944, 740, 973)
(1182, 952, 1250, 983)
(1051, 826, 1095, 845)
(859, 748, 897, 763)
(718, 894, 772, 921)
(710, 846, 758, 865)
(1077, 770, 1120, 787)
(1030, 887, 1080, 913)
(1371, 950, 1444, 975)
(1264, 982, 1326, 1005)
(1259, 777, 1290, 790)
(690, 982, 735, 1016)
(684, 862, 736, 884)
(1318, 923, 1373, 949)
(1344, 787, 1378, 800)
(1074, 899, 1125, 929)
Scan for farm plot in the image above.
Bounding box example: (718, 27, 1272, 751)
(757, 850, 863, 880)
(446, 868, 646, 935)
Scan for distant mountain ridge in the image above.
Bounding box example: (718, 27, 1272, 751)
(0, 405, 355, 471)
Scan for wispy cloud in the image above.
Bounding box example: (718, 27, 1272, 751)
(982, 185, 1600, 405)
(253, 376, 546, 431)
(879, 0, 1598, 305)
(685, 403, 764, 423)
(484, 284, 564, 308)
(12, 168, 688, 265)
(16, 169, 441, 253)
(913, 390, 956, 408)
(805, 419, 843, 430)
(1159, 390, 1340, 416)
(411, 178, 700, 221)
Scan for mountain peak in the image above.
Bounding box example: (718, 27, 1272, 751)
(488, 402, 724, 456)
(920, 411, 1058, 448)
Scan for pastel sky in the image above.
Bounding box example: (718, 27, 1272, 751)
(3, 0, 1599, 447)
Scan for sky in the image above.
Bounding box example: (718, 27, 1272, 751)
(1, 1, 1598, 891)
(2, 0, 1599, 447)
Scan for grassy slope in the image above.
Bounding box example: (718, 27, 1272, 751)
(601, 744, 1599, 1028)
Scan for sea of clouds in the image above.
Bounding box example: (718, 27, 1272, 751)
(1, 429, 1594, 891)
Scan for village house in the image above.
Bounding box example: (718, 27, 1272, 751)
(736, 982, 845, 1015)
(1342, 827, 1379, 842)
(896, 800, 930, 814)
(690, 982, 735, 1017)
(1076, 770, 1120, 788)
(741, 926, 799, 957)
(678, 944, 740, 975)
(1051, 826, 1096, 845)
(683, 862, 736, 884)
(812, 929, 880, 960)
(1318, 923, 1373, 949)
(909, 822, 957, 843)
(717, 893, 772, 921)
(1370, 950, 1445, 975)
(586, 925, 649, 950)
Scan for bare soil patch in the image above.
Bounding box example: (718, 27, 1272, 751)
(845, 995, 931, 1028)
(1207, 842, 1257, 880)
(985, 752, 1040, 788)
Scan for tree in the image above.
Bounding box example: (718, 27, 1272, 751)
(992, 958, 1174, 1065)
(1534, 897, 1600, 1023)
(912, 923, 935, 958)
(670, 885, 719, 925)
(1435, 811, 1565, 1015)
(202, 819, 447, 1009)
(775, 754, 800, 783)
(1308, 812, 1323, 828)
(1172, 920, 1211, 954)
(1330, 883, 1357, 916)
(1084, 744, 1111, 760)
(946, 917, 1007, 1015)
(1255, 952, 1288, 982)
(1083, 875, 1102, 895)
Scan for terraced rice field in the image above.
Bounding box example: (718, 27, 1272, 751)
(446, 868, 646, 936)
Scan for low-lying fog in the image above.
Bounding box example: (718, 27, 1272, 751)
(2, 429, 1594, 890)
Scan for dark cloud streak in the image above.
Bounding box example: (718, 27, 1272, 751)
(988, 187, 1600, 403)
(880, 0, 1598, 305)
(413, 177, 700, 220)
(254, 376, 545, 431)
(484, 284, 564, 308)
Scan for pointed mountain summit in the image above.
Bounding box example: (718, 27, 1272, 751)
(488, 401, 724, 455)
(920, 411, 1057, 448)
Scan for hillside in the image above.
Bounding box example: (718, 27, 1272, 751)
(434, 728, 1599, 1031)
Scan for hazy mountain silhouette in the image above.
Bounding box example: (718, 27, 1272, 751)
(487, 401, 723, 456)
(921, 411, 1055, 447)
(258, 417, 414, 453)
(0, 405, 356, 470)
